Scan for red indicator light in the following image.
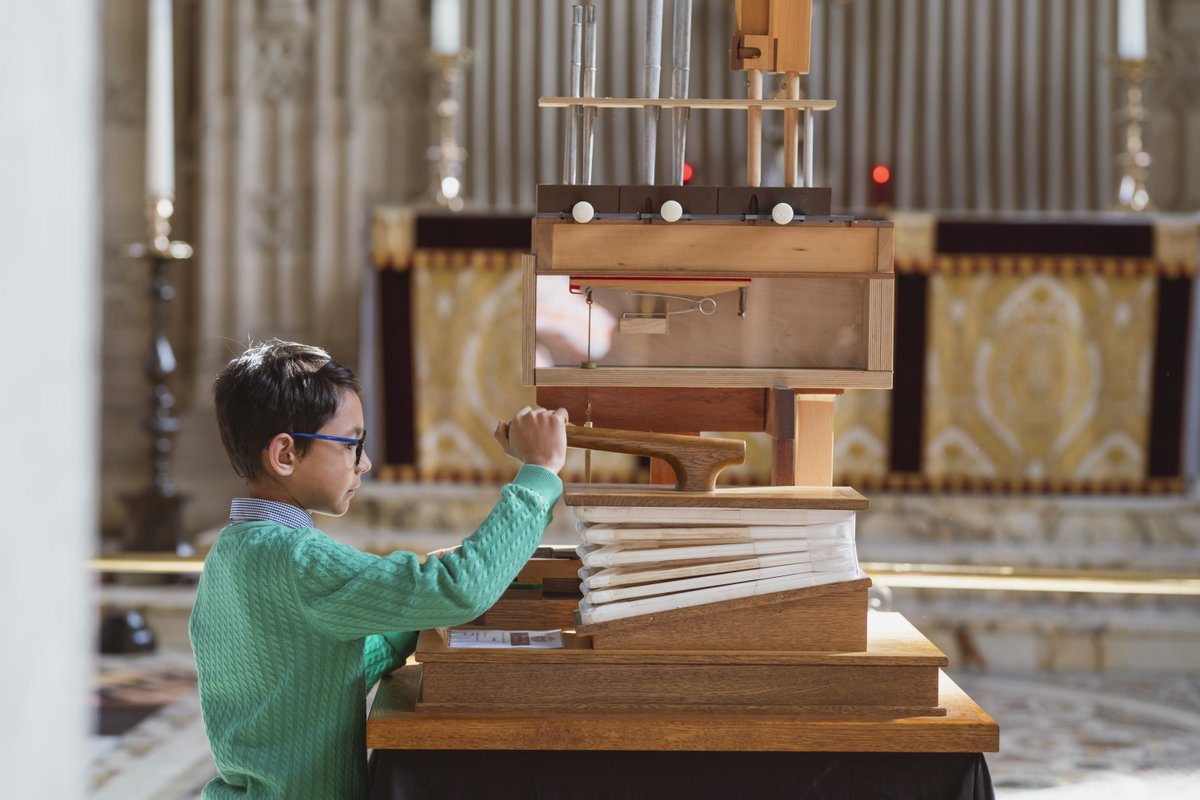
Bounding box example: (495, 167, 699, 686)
(682, 161, 694, 184)
(871, 164, 891, 185)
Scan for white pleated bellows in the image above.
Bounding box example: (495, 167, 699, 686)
(571, 200, 595, 223)
(571, 508, 863, 625)
(771, 202, 795, 225)
(660, 199, 683, 222)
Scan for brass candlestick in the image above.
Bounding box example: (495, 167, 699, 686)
(121, 194, 194, 553)
(1113, 58, 1152, 212)
(426, 50, 471, 211)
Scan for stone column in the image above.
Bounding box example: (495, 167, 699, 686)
(0, 2, 98, 796)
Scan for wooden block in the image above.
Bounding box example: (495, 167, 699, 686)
(542, 578, 582, 595)
(412, 612, 942, 711)
(535, 388, 768, 433)
(580, 578, 869, 652)
(619, 316, 670, 335)
(533, 220, 889, 275)
(732, 33, 773, 71)
(795, 394, 836, 486)
(516, 557, 584, 582)
(536, 184, 622, 215)
(735, 0, 770, 34)
(368, 666, 998, 752)
(472, 597, 580, 630)
(564, 484, 869, 510)
(772, 0, 813, 74)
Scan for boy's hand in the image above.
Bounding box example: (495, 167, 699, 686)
(494, 406, 568, 475)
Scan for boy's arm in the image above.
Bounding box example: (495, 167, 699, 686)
(362, 631, 418, 686)
(291, 465, 562, 640)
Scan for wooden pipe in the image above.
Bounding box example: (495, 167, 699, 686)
(565, 424, 745, 493)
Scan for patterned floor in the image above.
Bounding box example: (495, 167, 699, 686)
(955, 671, 1200, 799)
(90, 648, 1200, 799)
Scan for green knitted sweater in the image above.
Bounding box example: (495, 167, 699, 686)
(189, 465, 562, 799)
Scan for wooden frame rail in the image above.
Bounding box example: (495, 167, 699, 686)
(88, 554, 1200, 596)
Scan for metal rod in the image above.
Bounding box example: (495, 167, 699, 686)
(581, 4, 598, 184)
(642, 0, 663, 185)
(670, 0, 692, 185)
(562, 6, 583, 185)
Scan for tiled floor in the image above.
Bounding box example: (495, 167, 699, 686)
(91, 648, 1200, 799)
(955, 671, 1200, 799)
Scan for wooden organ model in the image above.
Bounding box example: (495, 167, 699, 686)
(368, 0, 998, 757)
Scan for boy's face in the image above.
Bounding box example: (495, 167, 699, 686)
(288, 389, 371, 517)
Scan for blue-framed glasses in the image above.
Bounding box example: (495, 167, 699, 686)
(289, 432, 366, 467)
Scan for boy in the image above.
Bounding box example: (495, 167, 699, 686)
(190, 340, 566, 799)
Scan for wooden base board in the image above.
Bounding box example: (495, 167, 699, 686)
(417, 661, 938, 710)
(578, 577, 869, 652)
(414, 611, 944, 712)
(368, 668, 998, 753)
(412, 701, 947, 718)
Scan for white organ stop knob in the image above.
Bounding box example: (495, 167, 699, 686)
(571, 201, 595, 223)
(660, 199, 683, 222)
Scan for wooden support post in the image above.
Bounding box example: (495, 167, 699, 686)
(766, 389, 796, 486)
(784, 71, 800, 187)
(768, 389, 840, 486)
(747, 70, 763, 187)
(795, 393, 837, 486)
(803, 106, 814, 187)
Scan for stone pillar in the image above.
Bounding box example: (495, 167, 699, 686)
(0, 2, 98, 796)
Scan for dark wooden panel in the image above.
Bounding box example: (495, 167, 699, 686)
(379, 269, 415, 466)
(889, 273, 927, 473)
(1148, 276, 1192, 477)
(936, 219, 1154, 256)
(537, 185, 622, 215)
(414, 213, 530, 250)
(536, 387, 767, 432)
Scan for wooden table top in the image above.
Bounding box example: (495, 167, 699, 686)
(367, 666, 998, 753)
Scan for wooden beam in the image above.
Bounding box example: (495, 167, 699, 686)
(535, 387, 767, 432)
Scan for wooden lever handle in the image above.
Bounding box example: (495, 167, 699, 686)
(565, 424, 746, 493)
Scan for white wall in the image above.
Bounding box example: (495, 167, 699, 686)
(0, 2, 99, 797)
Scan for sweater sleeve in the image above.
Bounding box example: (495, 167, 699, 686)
(363, 631, 418, 686)
(291, 465, 562, 641)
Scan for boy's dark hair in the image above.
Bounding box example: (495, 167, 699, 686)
(214, 340, 362, 480)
